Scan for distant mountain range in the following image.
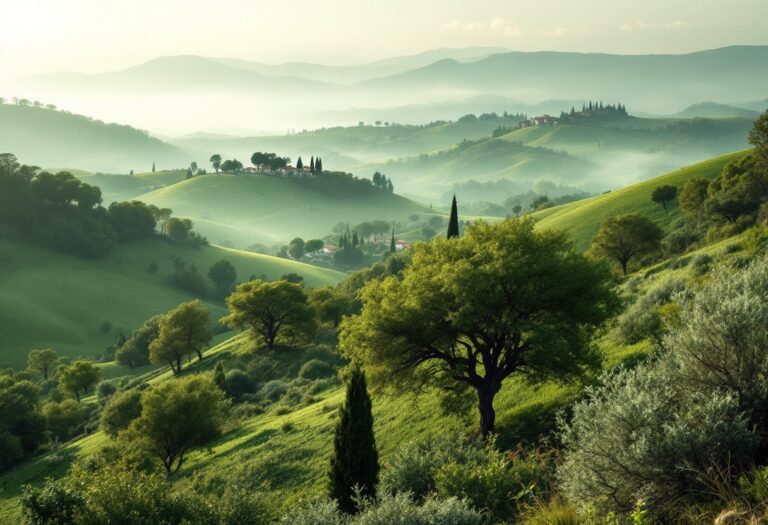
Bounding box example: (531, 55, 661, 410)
(12, 46, 768, 134)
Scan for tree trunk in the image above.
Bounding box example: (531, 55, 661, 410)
(477, 387, 497, 437)
(195, 349, 203, 361)
(620, 259, 628, 276)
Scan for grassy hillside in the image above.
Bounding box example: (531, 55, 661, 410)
(0, 104, 190, 173)
(75, 170, 191, 203)
(137, 174, 432, 247)
(380, 137, 595, 197)
(0, 238, 343, 369)
(532, 150, 750, 250)
(500, 117, 752, 157)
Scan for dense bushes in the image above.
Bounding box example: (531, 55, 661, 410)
(281, 493, 485, 525)
(559, 257, 768, 518)
(0, 153, 208, 258)
(377, 434, 557, 523)
(616, 276, 685, 344)
(22, 464, 273, 525)
(0, 374, 46, 471)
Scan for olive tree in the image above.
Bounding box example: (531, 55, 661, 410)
(221, 280, 313, 351)
(589, 213, 663, 275)
(340, 218, 619, 436)
(128, 374, 227, 475)
(149, 300, 212, 374)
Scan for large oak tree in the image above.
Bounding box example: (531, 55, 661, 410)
(340, 218, 619, 436)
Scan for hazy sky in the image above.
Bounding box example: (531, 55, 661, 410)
(1, 0, 766, 78)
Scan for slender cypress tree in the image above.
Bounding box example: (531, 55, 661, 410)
(152, 162, 156, 173)
(297, 157, 304, 171)
(329, 366, 379, 513)
(447, 195, 460, 239)
(390, 228, 396, 253)
(214, 361, 226, 391)
(310, 156, 315, 173)
(316, 157, 323, 172)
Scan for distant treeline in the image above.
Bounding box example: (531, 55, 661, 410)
(0, 153, 205, 258)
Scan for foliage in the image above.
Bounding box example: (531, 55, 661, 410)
(224, 369, 256, 400)
(651, 185, 678, 211)
(100, 389, 143, 438)
(222, 279, 313, 351)
(299, 359, 336, 380)
(96, 380, 116, 402)
(41, 399, 89, 442)
(289, 237, 306, 259)
(149, 300, 212, 374)
(340, 218, 618, 435)
(27, 348, 58, 380)
(0, 376, 45, 471)
(309, 286, 353, 327)
(679, 176, 710, 217)
(58, 360, 101, 402)
(170, 256, 209, 295)
(107, 200, 157, 241)
(329, 367, 379, 513)
(115, 314, 163, 368)
(589, 214, 663, 275)
(127, 374, 228, 475)
(208, 259, 237, 297)
(559, 257, 768, 518)
(282, 493, 484, 525)
(447, 195, 459, 238)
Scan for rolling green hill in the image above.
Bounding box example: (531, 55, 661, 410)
(136, 174, 432, 247)
(532, 150, 750, 250)
(379, 137, 595, 197)
(0, 238, 343, 369)
(0, 104, 190, 173)
(75, 170, 191, 203)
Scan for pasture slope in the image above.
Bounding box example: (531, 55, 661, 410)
(0, 237, 343, 369)
(532, 150, 750, 250)
(137, 174, 432, 246)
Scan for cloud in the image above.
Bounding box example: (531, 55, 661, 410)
(442, 18, 521, 38)
(619, 20, 688, 32)
(534, 26, 590, 38)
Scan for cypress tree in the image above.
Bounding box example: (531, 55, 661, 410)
(390, 228, 396, 253)
(310, 156, 315, 173)
(447, 195, 460, 239)
(214, 361, 226, 391)
(297, 157, 304, 171)
(152, 162, 156, 173)
(329, 366, 379, 513)
(316, 157, 323, 172)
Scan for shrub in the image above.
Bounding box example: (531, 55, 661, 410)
(96, 380, 116, 402)
(281, 420, 295, 432)
(743, 226, 768, 255)
(41, 399, 89, 442)
(299, 359, 335, 380)
(258, 380, 289, 403)
(280, 498, 344, 525)
(224, 369, 255, 401)
(616, 308, 662, 345)
(100, 389, 142, 438)
(690, 253, 713, 275)
(558, 363, 757, 518)
(355, 493, 484, 525)
(216, 486, 274, 525)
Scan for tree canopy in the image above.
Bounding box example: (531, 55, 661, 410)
(128, 374, 227, 475)
(589, 213, 663, 275)
(340, 218, 619, 435)
(149, 300, 212, 374)
(221, 279, 313, 351)
(651, 185, 677, 211)
(27, 348, 58, 380)
(59, 361, 102, 402)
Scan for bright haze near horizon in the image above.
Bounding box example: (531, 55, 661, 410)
(1, 0, 767, 136)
